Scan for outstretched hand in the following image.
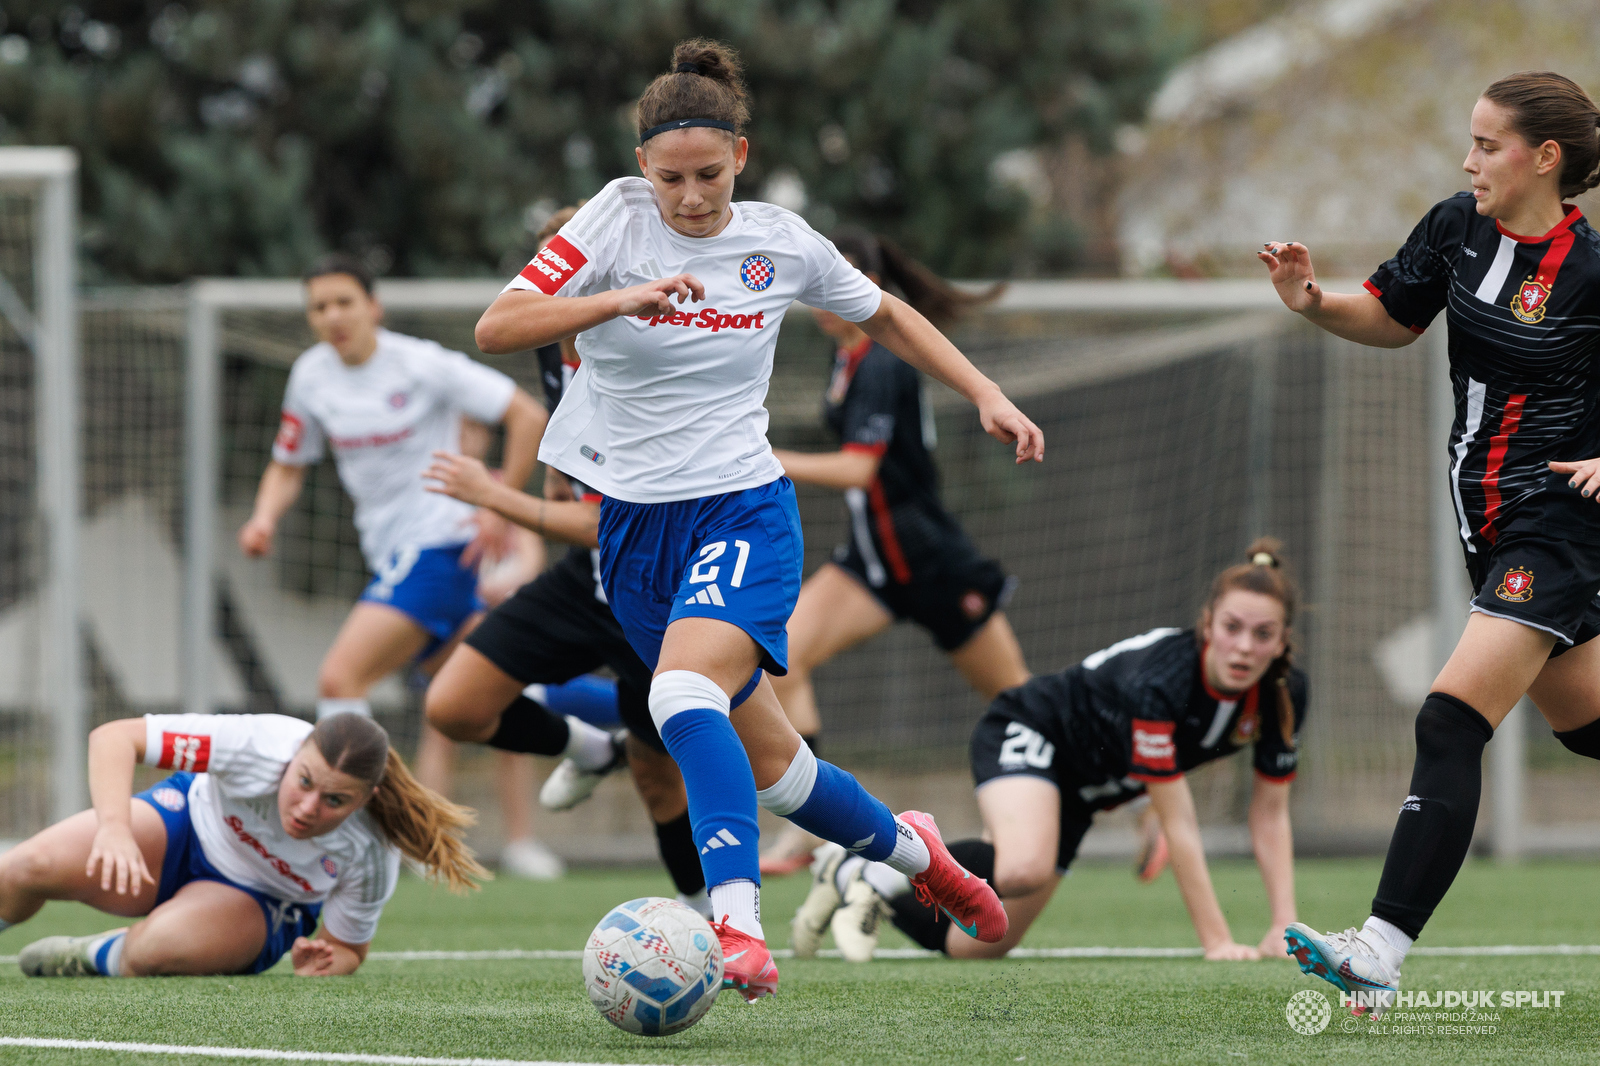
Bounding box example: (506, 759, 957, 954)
(611, 275, 706, 318)
(978, 391, 1044, 464)
(1257, 242, 1323, 314)
(1550, 458, 1600, 500)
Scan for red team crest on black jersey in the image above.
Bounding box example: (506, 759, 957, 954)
(1512, 278, 1551, 323)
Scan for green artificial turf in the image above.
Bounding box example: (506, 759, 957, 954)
(2, 858, 1597, 1065)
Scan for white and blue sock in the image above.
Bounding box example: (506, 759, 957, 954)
(650, 671, 762, 938)
(88, 930, 126, 976)
(316, 698, 370, 720)
(756, 743, 929, 875)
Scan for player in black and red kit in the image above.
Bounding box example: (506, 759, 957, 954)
(420, 209, 708, 915)
(792, 541, 1304, 961)
(760, 230, 1030, 874)
(1263, 72, 1600, 1017)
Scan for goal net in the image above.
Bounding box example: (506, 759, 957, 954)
(53, 276, 1600, 862)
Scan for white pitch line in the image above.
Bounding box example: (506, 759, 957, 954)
(0, 1037, 701, 1066)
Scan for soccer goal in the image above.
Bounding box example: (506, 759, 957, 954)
(26, 271, 1577, 862)
(0, 148, 82, 838)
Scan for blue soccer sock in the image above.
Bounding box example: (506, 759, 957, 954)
(756, 743, 928, 873)
(650, 671, 762, 936)
(537, 675, 622, 728)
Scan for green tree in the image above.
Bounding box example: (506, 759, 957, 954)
(0, 1, 1171, 282)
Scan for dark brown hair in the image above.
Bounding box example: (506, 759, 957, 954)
(1198, 537, 1299, 751)
(309, 714, 488, 892)
(534, 204, 581, 247)
(636, 39, 750, 141)
(828, 228, 1004, 328)
(1482, 71, 1600, 198)
(303, 252, 375, 295)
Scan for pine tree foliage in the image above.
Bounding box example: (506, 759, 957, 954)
(0, 1, 1170, 281)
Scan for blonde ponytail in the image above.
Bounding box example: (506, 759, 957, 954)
(366, 749, 490, 893)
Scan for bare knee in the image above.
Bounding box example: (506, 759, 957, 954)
(423, 682, 485, 741)
(993, 858, 1054, 900)
(317, 663, 366, 700)
(0, 842, 57, 897)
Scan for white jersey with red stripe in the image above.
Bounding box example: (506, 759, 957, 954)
(272, 329, 516, 569)
(143, 713, 401, 945)
(1366, 193, 1600, 552)
(503, 177, 883, 504)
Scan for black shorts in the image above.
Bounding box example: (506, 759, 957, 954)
(465, 549, 664, 751)
(833, 537, 1015, 652)
(969, 696, 1093, 874)
(1465, 531, 1600, 657)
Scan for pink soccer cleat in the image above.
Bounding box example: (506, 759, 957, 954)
(899, 810, 1009, 944)
(711, 918, 778, 1003)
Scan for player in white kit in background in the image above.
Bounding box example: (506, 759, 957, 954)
(476, 38, 1043, 1001)
(238, 254, 546, 725)
(0, 711, 484, 976)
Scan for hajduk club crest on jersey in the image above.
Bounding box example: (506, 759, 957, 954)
(740, 254, 775, 292)
(1512, 275, 1551, 324)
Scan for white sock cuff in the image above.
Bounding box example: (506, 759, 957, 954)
(882, 817, 932, 876)
(316, 698, 371, 721)
(1363, 915, 1415, 954)
(755, 742, 818, 816)
(647, 671, 730, 731)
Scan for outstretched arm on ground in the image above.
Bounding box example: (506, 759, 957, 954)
(1248, 775, 1296, 957)
(1148, 775, 1259, 961)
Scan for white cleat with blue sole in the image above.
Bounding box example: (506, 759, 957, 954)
(1284, 922, 1401, 1019)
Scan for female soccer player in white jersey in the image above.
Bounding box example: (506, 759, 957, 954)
(758, 228, 1030, 875)
(0, 712, 483, 976)
(1262, 72, 1600, 1018)
(238, 254, 546, 723)
(476, 38, 1043, 1000)
(792, 541, 1304, 963)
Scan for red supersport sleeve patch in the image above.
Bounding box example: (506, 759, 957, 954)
(1130, 719, 1176, 774)
(274, 412, 303, 454)
(520, 235, 588, 295)
(159, 732, 211, 773)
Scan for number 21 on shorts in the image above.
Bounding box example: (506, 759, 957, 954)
(684, 540, 750, 607)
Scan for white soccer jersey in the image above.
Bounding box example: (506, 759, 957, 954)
(143, 713, 402, 945)
(272, 329, 516, 568)
(505, 177, 883, 503)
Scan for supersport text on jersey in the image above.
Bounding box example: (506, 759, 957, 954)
(274, 329, 516, 569)
(504, 177, 882, 504)
(142, 713, 400, 944)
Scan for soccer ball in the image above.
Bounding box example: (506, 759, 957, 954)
(582, 896, 724, 1036)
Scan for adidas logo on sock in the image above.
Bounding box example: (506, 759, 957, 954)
(685, 584, 726, 607)
(700, 828, 742, 855)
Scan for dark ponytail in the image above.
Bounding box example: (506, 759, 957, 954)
(1482, 71, 1600, 198)
(1199, 537, 1299, 751)
(828, 227, 1003, 328)
(637, 39, 751, 141)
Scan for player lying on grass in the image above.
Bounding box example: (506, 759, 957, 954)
(421, 205, 711, 917)
(792, 540, 1303, 962)
(0, 711, 483, 977)
(757, 229, 1031, 876)
(473, 38, 1042, 1000)
(1263, 71, 1600, 1018)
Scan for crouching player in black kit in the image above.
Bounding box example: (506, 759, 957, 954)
(792, 541, 1304, 961)
(420, 208, 707, 915)
(1263, 71, 1600, 1017)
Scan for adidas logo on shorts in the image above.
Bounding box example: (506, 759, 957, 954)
(685, 584, 726, 606)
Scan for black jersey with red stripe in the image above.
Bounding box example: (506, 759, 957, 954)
(536, 343, 600, 505)
(997, 628, 1306, 811)
(821, 338, 974, 583)
(1367, 193, 1600, 553)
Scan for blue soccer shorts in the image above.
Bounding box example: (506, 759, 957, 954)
(358, 542, 484, 659)
(597, 478, 804, 677)
(134, 773, 322, 974)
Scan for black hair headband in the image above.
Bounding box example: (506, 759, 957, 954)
(639, 117, 736, 143)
